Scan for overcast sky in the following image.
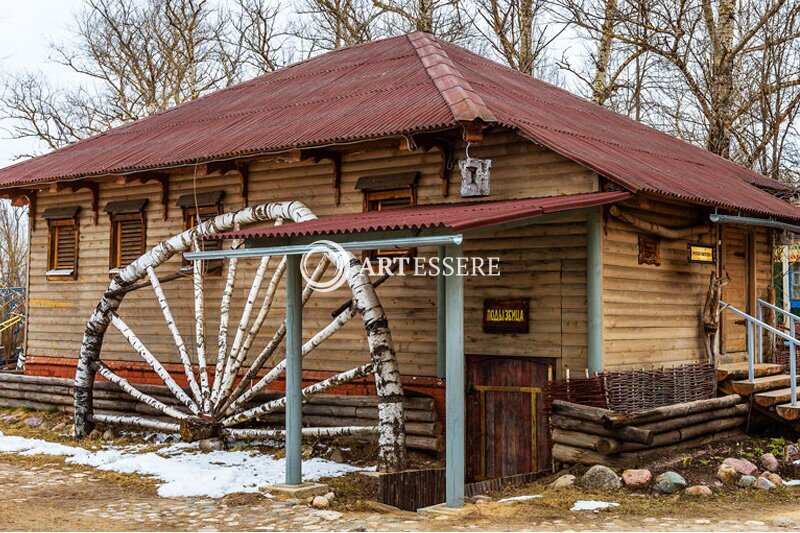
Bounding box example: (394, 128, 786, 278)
(0, 1, 85, 167)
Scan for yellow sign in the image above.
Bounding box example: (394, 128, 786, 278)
(688, 243, 715, 264)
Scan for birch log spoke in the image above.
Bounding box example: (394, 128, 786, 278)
(148, 265, 203, 405)
(222, 363, 374, 427)
(74, 200, 406, 472)
(108, 312, 199, 415)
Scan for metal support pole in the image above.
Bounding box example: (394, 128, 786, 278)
(444, 243, 464, 508)
(746, 319, 755, 383)
(586, 208, 603, 374)
(791, 318, 797, 407)
(285, 254, 303, 485)
(783, 247, 791, 315)
(757, 303, 764, 364)
(437, 246, 447, 379)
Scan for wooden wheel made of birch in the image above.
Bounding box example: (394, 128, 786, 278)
(73, 201, 406, 471)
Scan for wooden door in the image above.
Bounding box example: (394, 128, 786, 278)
(722, 227, 754, 354)
(465, 355, 550, 482)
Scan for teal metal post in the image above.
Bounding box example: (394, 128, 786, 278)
(285, 254, 303, 485)
(587, 208, 603, 374)
(444, 244, 464, 507)
(437, 246, 447, 379)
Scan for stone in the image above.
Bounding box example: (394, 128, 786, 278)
(548, 474, 576, 489)
(760, 452, 780, 472)
(199, 438, 225, 452)
(23, 416, 43, 428)
(581, 465, 622, 490)
(784, 444, 800, 464)
(755, 477, 777, 491)
(362, 501, 403, 514)
(417, 503, 479, 518)
(717, 463, 740, 485)
(737, 475, 757, 488)
(722, 457, 759, 477)
(329, 449, 345, 463)
(772, 518, 800, 528)
(621, 469, 652, 490)
(311, 496, 329, 509)
(101, 428, 116, 441)
(654, 471, 687, 494)
(762, 472, 785, 487)
(266, 483, 330, 499)
(324, 492, 335, 502)
(684, 485, 712, 497)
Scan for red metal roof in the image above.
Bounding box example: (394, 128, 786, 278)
(214, 191, 631, 240)
(0, 32, 796, 221)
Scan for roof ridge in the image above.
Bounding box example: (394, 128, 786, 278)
(406, 32, 497, 124)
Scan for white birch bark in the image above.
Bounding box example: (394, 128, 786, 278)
(211, 235, 240, 402)
(225, 426, 378, 440)
(222, 363, 374, 426)
(74, 202, 315, 436)
(108, 312, 199, 415)
(92, 360, 189, 420)
(192, 239, 211, 413)
(148, 265, 203, 405)
(90, 413, 181, 433)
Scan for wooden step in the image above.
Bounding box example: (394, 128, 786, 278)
(731, 374, 800, 395)
(717, 362, 785, 381)
(754, 387, 800, 406)
(776, 402, 800, 421)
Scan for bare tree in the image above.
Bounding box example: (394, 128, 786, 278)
(472, 0, 563, 79)
(373, 0, 474, 44)
(0, 0, 285, 153)
(0, 202, 27, 287)
(294, 0, 382, 51)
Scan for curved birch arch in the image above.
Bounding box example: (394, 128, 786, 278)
(73, 201, 406, 472)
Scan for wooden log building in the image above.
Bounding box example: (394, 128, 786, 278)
(0, 32, 799, 505)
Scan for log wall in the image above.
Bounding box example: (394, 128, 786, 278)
(25, 129, 598, 380)
(601, 196, 772, 370)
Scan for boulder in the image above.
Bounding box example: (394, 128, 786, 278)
(329, 449, 345, 463)
(581, 465, 622, 490)
(199, 438, 225, 452)
(783, 443, 800, 464)
(755, 477, 777, 491)
(654, 471, 687, 494)
(762, 472, 785, 487)
(101, 428, 116, 441)
(622, 469, 652, 490)
(549, 474, 576, 489)
(717, 463, 740, 485)
(312, 496, 329, 509)
(23, 416, 44, 428)
(722, 458, 759, 477)
(737, 475, 757, 488)
(760, 453, 780, 473)
(324, 492, 336, 503)
(684, 485, 712, 497)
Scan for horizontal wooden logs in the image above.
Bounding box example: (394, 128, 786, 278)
(600, 394, 742, 429)
(552, 428, 619, 455)
(637, 404, 749, 433)
(551, 400, 615, 425)
(550, 414, 653, 445)
(618, 416, 746, 452)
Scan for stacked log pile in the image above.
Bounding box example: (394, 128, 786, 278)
(551, 394, 748, 468)
(0, 373, 441, 451)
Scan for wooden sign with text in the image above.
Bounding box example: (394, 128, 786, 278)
(687, 243, 716, 264)
(482, 298, 529, 334)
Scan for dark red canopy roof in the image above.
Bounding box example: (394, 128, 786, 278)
(0, 32, 796, 220)
(214, 191, 631, 240)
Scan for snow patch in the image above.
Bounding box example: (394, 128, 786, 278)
(785, 479, 800, 486)
(570, 500, 620, 512)
(0, 432, 367, 498)
(497, 494, 543, 503)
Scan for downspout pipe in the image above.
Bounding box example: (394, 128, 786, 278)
(709, 214, 800, 234)
(587, 209, 603, 375)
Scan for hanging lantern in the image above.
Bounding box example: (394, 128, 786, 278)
(459, 154, 491, 197)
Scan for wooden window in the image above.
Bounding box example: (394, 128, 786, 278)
(46, 219, 78, 280)
(182, 204, 223, 272)
(358, 174, 417, 258)
(110, 213, 146, 270)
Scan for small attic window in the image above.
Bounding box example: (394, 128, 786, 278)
(105, 199, 148, 272)
(356, 173, 418, 258)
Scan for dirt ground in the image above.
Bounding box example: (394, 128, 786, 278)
(3, 409, 800, 531)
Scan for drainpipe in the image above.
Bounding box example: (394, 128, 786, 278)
(587, 208, 603, 374)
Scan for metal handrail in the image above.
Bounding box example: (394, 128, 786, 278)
(721, 300, 799, 405)
(758, 299, 798, 406)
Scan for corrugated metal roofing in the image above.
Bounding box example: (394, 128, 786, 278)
(213, 191, 631, 240)
(0, 32, 796, 221)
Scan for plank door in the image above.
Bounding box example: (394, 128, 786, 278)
(722, 226, 754, 355)
(465, 355, 550, 482)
